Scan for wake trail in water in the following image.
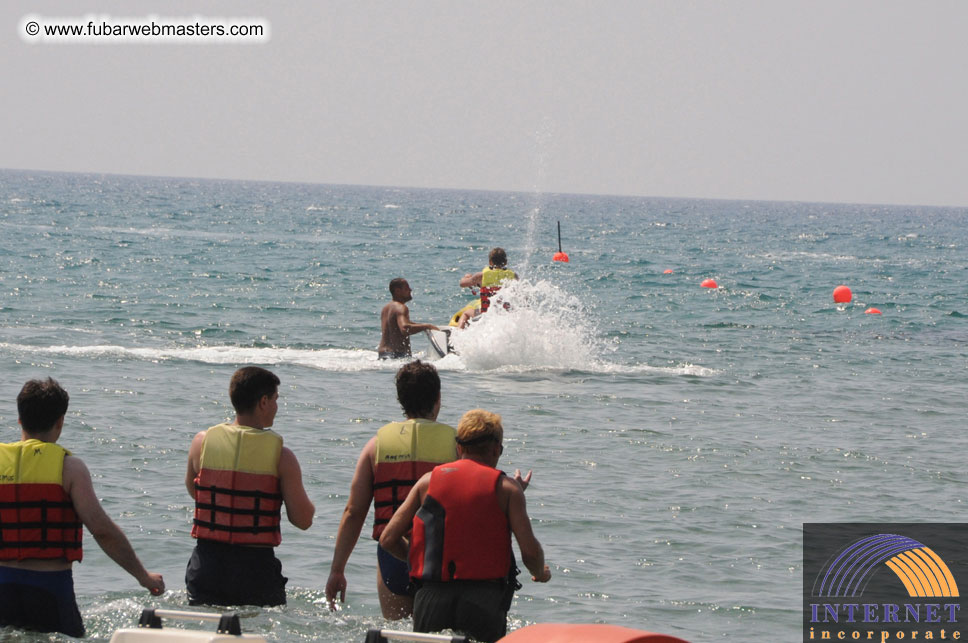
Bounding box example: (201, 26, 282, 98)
(0, 281, 713, 376)
(0, 342, 390, 372)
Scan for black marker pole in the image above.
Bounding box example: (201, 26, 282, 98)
(553, 221, 569, 262)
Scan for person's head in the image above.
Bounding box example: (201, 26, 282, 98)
(456, 409, 504, 459)
(488, 247, 508, 268)
(389, 277, 412, 303)
(395, 360, 441, 419)
(229, 366, 280, 416)
(17, 378, 70, 436)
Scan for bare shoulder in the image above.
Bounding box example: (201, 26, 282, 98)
(361, 435, 378, 465)
(415, 470, 432, 492)
(188, 430, 207, 458)
(62, 453, 90, 479)
(497, 473, 525, 510)
(280, 445, 301, 467)
(501, 472, 524, 492)
(61, 454, 94, 499)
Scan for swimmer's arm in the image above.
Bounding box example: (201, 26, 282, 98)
(378, 473, 430, 561)
(504, 477, 551, 582)
(63, 456, 166, 594)
(279, 447, 315, 530)
(460, 272, 483, 288)
(326, 438, 376, 607)
(396, 304, 439, 335)
(184, 430, 207, 499)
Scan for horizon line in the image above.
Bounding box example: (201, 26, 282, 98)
(2, 165, 965, 211)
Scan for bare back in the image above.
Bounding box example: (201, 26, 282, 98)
(379, 301, 411, 355)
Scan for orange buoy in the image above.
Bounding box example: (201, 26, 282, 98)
(663, 269, 674, 274)
(833, 285, 852, 303)
(701, 278, 717, 288)
(865, 307, 882, 315)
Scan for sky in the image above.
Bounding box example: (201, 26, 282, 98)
(4, 1, 968, 207)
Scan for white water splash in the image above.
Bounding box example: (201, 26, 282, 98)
(448, 279, 601, 371)
(519, 116, 556, 274)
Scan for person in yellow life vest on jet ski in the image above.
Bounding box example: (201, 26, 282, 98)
(456, 247, 518, 328)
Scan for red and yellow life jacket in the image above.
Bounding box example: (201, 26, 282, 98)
(371, 419, 456, 540)
(409, 458, 511, 582)
(192, 424, 283, 547)
(0, 440, 83, 562)
(479, 267, 515, 313)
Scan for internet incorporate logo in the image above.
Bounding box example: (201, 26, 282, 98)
(815, 533, 959, 599)
(803, 524, 966, 643)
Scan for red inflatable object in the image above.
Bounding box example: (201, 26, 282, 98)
(700, 279, 717, 288)
(498, 623, 689, 643)
(833, 285, 852, 303)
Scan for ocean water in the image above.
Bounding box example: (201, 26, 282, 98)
(1, 169, 966, 641)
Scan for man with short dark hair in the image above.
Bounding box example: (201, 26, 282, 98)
(325, 360, 456, 619)
(378, 278, 439, 359)
(0, 378, 165, 638)
(380, 409, 550, 643)
(185, 366, 314, 606)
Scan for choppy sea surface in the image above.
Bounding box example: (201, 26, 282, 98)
(1, 169, 966, 641)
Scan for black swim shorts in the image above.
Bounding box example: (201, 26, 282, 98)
(186, 539, 287, 607)
(413, 579, 508, 643)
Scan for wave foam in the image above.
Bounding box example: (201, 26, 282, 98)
(0, 280, 715, 377)
(0, 342, 394, 372)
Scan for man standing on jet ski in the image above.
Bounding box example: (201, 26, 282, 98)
(456, 248, 517, 328)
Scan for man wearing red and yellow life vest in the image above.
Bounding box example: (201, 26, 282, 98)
(457, 247, 518, 328)
(0, 378, 164, 638)
(380, 409, 551, 643)
(326, 360, 457, 620)
(185, 367, 314, 607)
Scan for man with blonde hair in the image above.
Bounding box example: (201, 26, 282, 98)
(380, 409, 550, 643)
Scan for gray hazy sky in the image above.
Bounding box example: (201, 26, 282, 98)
(5, 1, 968, 206)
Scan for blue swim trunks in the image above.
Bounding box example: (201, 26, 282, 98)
(0, 566, 85, 638)
(377, 544, 412, 596)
